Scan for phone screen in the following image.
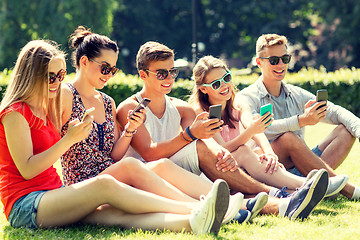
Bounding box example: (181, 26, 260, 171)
(260, 103, 272, 125)
(316, 89, 328, 109)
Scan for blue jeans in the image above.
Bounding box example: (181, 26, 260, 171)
(8, 190, 48, 229)
(287, 145, 323, 177)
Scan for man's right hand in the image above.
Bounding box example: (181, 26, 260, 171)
(188, 112, 223, 139)
(298, 100, 328, 127)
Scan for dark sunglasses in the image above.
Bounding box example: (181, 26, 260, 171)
(260, 54, 291, 65)
(145, 68, 179, 80)
(49, 69, 66, 84)
(202, 72, 232, 91)
(90, 59, 119, 76)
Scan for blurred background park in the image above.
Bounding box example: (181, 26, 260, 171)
(1, 0, 360, 75)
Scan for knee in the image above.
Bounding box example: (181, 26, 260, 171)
(336, 124, 355, 142)
(92, 174, 119, 191)
(147, 158, 173, 174)
(118, 157, 143, 172)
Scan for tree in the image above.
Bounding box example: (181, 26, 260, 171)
(0, 0, 117, 71)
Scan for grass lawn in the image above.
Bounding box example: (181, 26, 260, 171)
(1, 123, 360, 240)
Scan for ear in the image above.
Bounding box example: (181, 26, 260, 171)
(199, 86, 208, 95)
(255, 57, 262, 68)
(139, 70, 147, 80)
(79, 55, 89, 68)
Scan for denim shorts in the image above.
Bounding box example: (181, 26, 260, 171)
(287, 145, 323, 177)
(8, 190, 48, 229)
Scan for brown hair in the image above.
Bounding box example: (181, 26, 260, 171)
(189, 55, 238, 128)
(136, 41, 174, 71)
(256, 34, 288, 57)
(69, 26, 118, 69)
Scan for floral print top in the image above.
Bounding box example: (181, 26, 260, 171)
(60, 83, 115, 185)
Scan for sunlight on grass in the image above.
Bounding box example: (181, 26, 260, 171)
(1, 123, 360, 239)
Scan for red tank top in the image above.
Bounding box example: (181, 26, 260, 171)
(0, 102, 62, 219)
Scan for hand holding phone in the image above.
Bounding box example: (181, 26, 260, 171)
(129, 98, 151, 119)
(260, 103, 273, 125)
(82, 107, 95, 121)
(316, 89, 328, 110)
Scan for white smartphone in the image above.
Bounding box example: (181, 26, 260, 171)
(81, 107, 95, 121)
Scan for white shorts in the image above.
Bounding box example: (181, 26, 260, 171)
(170, 140, 201, 175)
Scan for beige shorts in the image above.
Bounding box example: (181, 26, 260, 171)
(170, 140, 201, 175)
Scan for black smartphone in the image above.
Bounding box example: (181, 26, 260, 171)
(209, 104, 222, 120)
(209, 104, 222, 130)
(316, 89, 328, 110)
(130, 98, 151, 118)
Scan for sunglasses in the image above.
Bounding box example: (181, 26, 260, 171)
(90, 59, 119, 76)
(202, 72, 232, 90)
(260, 54, 291, 65)
(145, 68, 179, 80)
(49, 69, 66, 84)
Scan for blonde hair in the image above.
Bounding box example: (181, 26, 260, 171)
(189, 55, 239, 128)
(0, 40, 65, 130)
(256, 34, 288, 57)
(136, 41, 174, 71)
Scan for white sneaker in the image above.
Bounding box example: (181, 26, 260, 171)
(222, 192, 244, 224)
(189, 179, 229, 235)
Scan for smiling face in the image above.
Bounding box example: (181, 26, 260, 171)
(85, 49, 118, 89)
(48, 57, 66, 99)
(200, 67, 233, 105)
(257, 44, 288, 84)
(140, 58, 175, 95)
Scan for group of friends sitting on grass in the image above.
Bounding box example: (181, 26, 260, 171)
(1, 26, 360, 235)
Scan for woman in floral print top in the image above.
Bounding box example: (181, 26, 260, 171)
(61, 26, 145, 185)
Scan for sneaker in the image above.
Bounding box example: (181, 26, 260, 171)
(325, 174, 349, 198)
(306, 169, 349, 198)
(285, 169, 329, 220)
(223, 192, 243, 224)
(246, 192, 268, 222)
(273, 187, 291, 198)
(232, 209, 251, 224)
(189, 179, 229, 235)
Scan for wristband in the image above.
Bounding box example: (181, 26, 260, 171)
(181, 131, 192, 142)
(125, 128, 137, 135)
(185, 126, 197, 141)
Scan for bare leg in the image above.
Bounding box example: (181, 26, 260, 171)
(36, 174, 194, 228)
(231, 145, 304, 190)
(83, 205, 191, 232)
(317, 124, 355, 169)
(271, 132, 356, 199)
(100, 157, 197, 202)
(196, 140, 273, 195)
(146, 158, 212, 199)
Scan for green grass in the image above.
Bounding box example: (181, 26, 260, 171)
(1, 123, 360, 239)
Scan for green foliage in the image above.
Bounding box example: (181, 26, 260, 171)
(2, 68, 360, 116)
(0, 0, 118, 72)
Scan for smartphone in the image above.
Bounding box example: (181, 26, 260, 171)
(209, 104, 222, 130)
(81, 107, 95, 121)
(260, 103, 272, 125)
(316, 89, 328, 110)
(129, 98, 151, 118)
(209, 104, 222, 120)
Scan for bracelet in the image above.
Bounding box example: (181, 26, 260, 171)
(185, 126, 197, 141)
(125, 128, 137, 135)
(181, 131, 192, 142)
(122, 128, 137, 138)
